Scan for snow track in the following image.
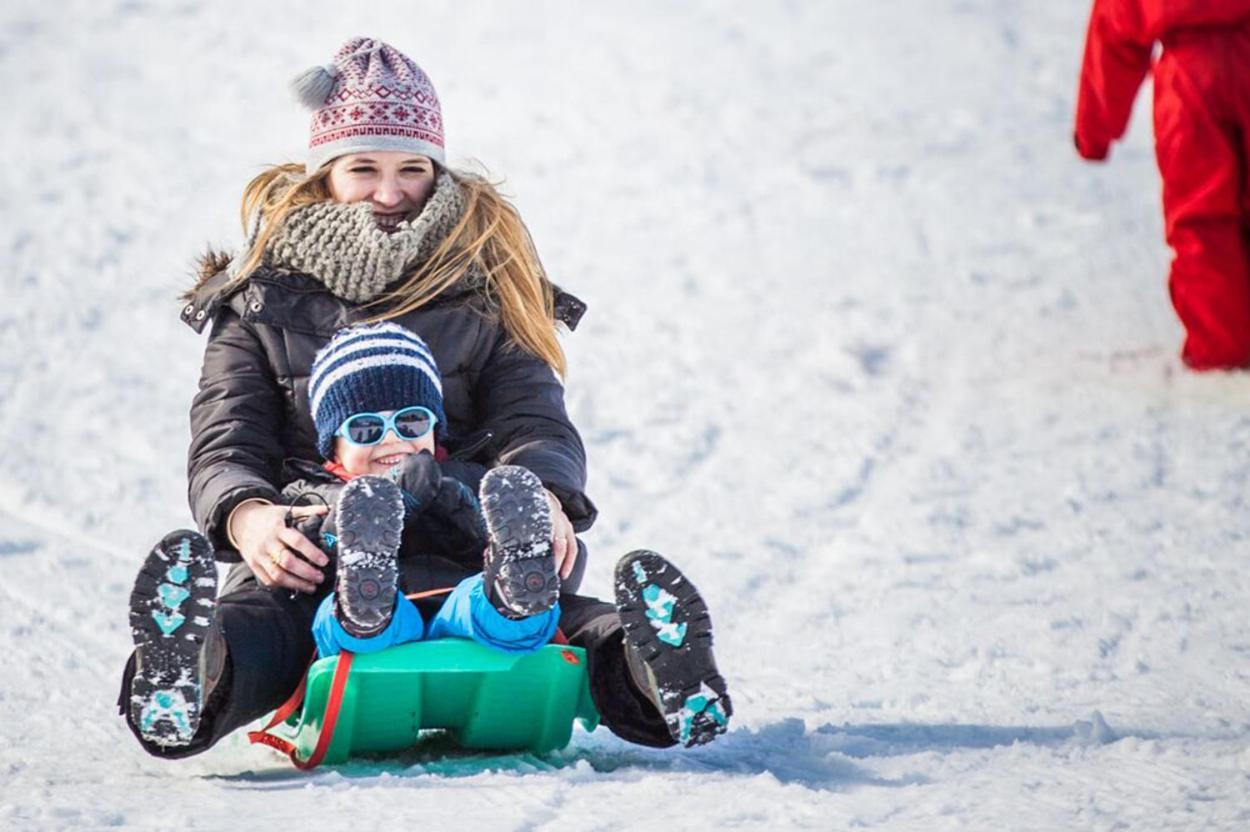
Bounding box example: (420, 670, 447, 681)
(3, 0, 1250, 829)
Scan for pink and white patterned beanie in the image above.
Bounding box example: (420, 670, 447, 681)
(291, 37, 445, 175)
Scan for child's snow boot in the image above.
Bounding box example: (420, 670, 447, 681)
(334, 476, 405, 637)
(128, 530, 224, 747)
(614, 550, 732, 747)
(480, 465, 559, 617)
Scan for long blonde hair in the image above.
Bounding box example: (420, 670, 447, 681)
(226, 162, 566, 376)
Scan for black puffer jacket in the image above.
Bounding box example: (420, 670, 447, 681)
(181, 262, 594, 562)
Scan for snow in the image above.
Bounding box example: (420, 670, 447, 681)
(3, 0, 1250, 829)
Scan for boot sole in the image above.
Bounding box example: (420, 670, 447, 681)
(480, 466, 558, 616)
(335, 476, 404, 638)
(128, 530, 217, 747)
(614, 550, 732, 747)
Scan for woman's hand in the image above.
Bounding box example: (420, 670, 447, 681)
(543, 488, 577, 580)
(229, 501, 331, 593)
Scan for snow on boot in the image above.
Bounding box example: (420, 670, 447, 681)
(334, 476, 405, 638)
(614, 550, 732, 748)
(480, 465, 559, 617)
(128, 530, 220, 747)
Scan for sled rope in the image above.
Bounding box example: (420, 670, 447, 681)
(248, 585, 568, 769)
(248, 649, 354, 770)
(405, 587, 458, 601)
(247, 587, 456, 768)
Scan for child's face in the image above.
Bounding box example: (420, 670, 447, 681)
(333, 409, 437, 476)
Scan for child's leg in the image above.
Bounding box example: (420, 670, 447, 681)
(479, 466, 560, 616)
(426, 573, 559, 653)
(335, 477, 405, 635)
(1153, 43, 1250, 369)
(312, 591, 425, 658)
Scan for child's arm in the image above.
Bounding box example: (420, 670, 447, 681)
(1074, 0, 1153, 161)
(388, 453, 488, 563)
(280, 479, 343, 553)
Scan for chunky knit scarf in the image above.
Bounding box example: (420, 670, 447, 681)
(262, 172, 476, 303)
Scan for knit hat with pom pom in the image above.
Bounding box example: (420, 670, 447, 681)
(292, 37, 445, 175)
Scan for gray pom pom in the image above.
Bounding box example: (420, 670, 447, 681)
(290, 64, 338, 110)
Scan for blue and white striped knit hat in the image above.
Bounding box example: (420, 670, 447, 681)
(308, 322, 446, 458)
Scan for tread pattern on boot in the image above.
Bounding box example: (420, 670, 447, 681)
(128, 530, 217, 747)
(614, 550, 732, 748)
(480, 465, 559, 617)
(335, 476, 405, 638)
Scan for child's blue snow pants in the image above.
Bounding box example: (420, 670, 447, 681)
(312, 573, 560, 657)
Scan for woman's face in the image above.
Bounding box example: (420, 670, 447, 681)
(327, 152, 437, 232)
(332, 409, 437, 477)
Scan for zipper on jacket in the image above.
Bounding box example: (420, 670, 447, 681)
(449, 430, 494, 461)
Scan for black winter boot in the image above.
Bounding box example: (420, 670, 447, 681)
(128, 530, 225, 747)
(614, 550, 732, 747)
(480, 465, 559, 617)
(334, 476, 405, 637)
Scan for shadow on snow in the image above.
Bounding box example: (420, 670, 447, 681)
(209, 713, 1137, 792)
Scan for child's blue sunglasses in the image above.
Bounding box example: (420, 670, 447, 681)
(335, 406, 438, 447)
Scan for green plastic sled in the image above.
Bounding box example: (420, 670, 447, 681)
(264, 639, 601, 766)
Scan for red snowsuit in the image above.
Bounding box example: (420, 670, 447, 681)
(1076, 0, 1250, 369)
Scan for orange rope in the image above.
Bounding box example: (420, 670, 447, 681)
(247, 650, 355, 769)
(405, 586, 456, 600)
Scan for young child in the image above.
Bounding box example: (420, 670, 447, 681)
(294, 322, 564, 658)
(1074, 0, 1250, 370)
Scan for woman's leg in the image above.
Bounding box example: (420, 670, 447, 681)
(557, 593, 678, 748)
(559, 551, 732, 749)
(119, 575, 322, 759)
(612, 551, 731, 747)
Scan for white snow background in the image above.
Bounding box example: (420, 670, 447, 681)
(2, 0, 1249, 829)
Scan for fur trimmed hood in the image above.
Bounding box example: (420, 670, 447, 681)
(183, 248, 233, 300)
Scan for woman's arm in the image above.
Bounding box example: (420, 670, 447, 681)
(186, 304, 285, 549)
(187, 306, 286, 555)
(187, 307, 330, 589)
(474, 329, 598, 534)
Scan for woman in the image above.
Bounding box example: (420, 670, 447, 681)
(118, 37, 730, 758)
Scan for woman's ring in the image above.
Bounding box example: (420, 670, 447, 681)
(269, 548, 283, 567)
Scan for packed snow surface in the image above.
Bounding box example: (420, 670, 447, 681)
(2, 1, 1249, 829)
